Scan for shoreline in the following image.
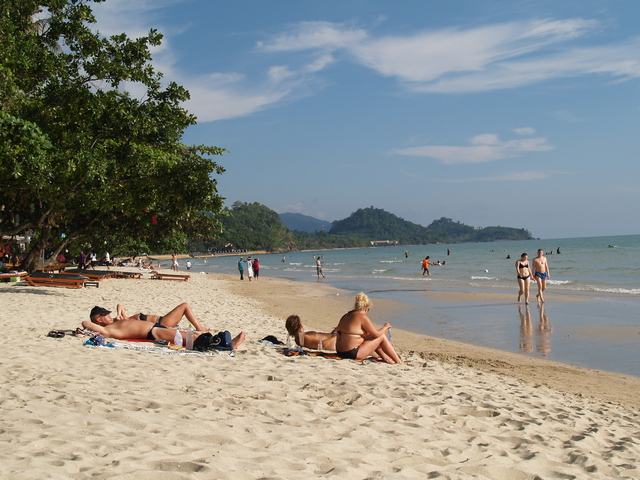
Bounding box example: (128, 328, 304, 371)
(221, 272, 640, 409)
(1, 268, 639, 477)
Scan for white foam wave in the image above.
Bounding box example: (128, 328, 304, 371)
(471, 276, 497, 281)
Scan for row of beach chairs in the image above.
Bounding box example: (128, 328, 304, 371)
(2, 268, 190, 289)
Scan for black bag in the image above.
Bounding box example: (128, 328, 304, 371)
(193, 331, 233, 351)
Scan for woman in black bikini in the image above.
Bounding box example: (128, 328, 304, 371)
(515, 253, 532, 304)
(333, 292, 404, 364)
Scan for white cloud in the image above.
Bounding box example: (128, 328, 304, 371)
(259, 18, 640, 94)
(551, 110, 587, 122)
(89, 4, 640, 123)
(513, 127, 536, 136)
(394, 133, 554, 164)
(401, 169, 556, 182)
(258, 21, 367, 52)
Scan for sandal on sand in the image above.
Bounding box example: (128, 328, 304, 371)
(47, 330, 65, 338)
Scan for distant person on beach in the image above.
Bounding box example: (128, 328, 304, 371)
(316, 257, 325, 278)
(281, 255, 286, 262)
(447, 249, 450, 256)
(237, 257, 245, 280)
(285, 315, 336, 351)
(515, 253, 532, 304)
(172, 253, 179, 271)
(333, 293, 404, 364)
(405, 251, 409, 258)
(532, 249, 550, 303)
(186, 260, 191, 271)
(421, 256, 431, 276)
(78, 251, 86, 270)
(89, 252, 98, 269)
(246, 256, 254, 281)
(83, 304, 246, 348)
(557, 247, 561, 254)
(252, 258, 260, 280)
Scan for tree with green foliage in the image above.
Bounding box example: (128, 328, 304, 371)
(0, 0, 226, 270)
(213, 202, 295, 253)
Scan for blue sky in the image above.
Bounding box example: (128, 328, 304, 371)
(91, 0, 640, 239)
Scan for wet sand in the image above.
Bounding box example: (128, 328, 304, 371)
(0, 270, 639, 478)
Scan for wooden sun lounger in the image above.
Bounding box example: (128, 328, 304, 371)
(35, 263, 69, 273)
(0, 271, 29, 281)
(151, 270, 190, 281)
(26, 272, 97, 289)
(112, 271, 143, 279)
(60, 269, 115, 281)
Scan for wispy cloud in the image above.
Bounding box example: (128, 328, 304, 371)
(260, 18, 640, 94)
(90, 3, 640, 122)
(401, 169, 560, 182)
(394, 133, 554, 164)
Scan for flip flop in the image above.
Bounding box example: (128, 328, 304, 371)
(47, 330, 65, 338)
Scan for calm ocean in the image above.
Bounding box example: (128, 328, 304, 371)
(182, 234, 640, 376)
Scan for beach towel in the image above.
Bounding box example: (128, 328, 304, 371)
(277, 347, 383, 363)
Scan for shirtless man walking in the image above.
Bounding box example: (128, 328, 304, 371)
(532, 249, 550, 303)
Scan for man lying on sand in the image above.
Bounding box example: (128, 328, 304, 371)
(83, 304, 246, 349)
(109, 302, 209, 332)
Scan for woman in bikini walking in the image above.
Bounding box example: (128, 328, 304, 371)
(333, 292, 404, 364)
(515, 253, 532, 304)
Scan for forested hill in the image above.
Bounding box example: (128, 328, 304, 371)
(191, 204, 533, 254)
(329, 207, 532, 244)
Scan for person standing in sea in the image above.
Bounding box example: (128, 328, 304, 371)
(316, 257, 325, 278)
(515, 253, 532, 304)
(532, 249, 550, 303)
(421, 256, 431, 276)
(237, 257, 245, 280)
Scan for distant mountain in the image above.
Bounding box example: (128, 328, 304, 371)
(279, 213, 333, 233)
(329, 207, 532, 244)
(330, 207, 438, 244)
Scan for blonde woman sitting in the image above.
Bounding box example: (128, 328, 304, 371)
(333, 292, 404, 364)
(285, 315, 336, 351)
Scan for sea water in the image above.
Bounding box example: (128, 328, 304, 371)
(186, 235, 640, 376)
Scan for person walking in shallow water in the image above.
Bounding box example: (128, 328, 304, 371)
(532, 249, 550, 303)
(515, 253, 532, 304)
(421, 256, 431, 276)
(316, 257, 325, 278)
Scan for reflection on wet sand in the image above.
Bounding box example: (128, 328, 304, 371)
(519, 304, 552, 356)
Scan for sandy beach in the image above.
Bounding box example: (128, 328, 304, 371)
(1, 270, 639, 479)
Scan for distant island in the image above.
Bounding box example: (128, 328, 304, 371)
(188, 203, 533, 254)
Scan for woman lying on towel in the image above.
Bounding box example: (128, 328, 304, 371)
(285, 315, 337, 351)
(82, 304, 246, 348)
(333, 292, 404, 364)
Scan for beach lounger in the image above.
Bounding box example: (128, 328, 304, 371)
(112, 271, 143, 279)
(151, 271, 190, 281)
(60, 269, 115, 281)
(0, 271, 29, 282)
(26, 272, 97, 289)
(35, 263, 69, 273)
